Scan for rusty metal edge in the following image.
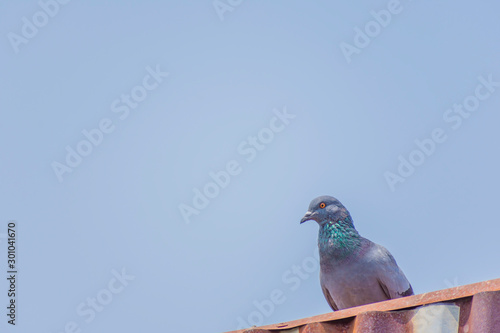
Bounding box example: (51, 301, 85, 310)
(224, 278, 500, 333)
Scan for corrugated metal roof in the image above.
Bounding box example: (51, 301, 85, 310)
(226, 278, 500, 333)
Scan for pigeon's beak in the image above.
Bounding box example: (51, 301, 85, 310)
(300, 211, 314, 224)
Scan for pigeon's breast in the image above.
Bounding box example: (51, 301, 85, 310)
(320, 254, 389, 310)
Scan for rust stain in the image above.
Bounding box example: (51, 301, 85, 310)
(225, 278, 500, 333)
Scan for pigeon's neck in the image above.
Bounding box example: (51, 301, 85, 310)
(318, 216, 362, 261)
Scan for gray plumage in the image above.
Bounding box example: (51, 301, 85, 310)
(300, 195, 413, 311)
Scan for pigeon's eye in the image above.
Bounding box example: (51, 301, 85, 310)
(319, 202, 326, 209)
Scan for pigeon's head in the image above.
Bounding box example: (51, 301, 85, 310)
(300, 195, 350, 225)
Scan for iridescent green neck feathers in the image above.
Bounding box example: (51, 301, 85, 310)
(318, 216, 362, 260)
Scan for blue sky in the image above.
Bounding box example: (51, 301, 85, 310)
(1, 1, 500, 332)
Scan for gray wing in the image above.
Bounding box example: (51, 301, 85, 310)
(321, 283, 338, 311)
(375, 245, 414, 299)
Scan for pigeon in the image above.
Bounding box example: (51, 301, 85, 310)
(300, 195, 413, 311)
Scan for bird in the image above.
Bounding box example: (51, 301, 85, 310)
(300, 195, 413, 311)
